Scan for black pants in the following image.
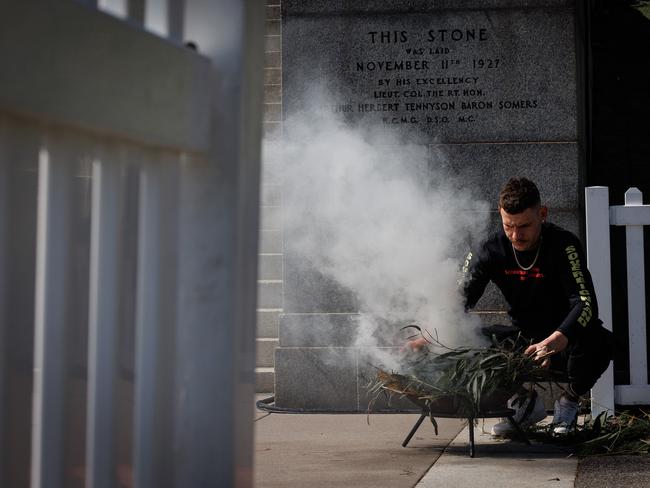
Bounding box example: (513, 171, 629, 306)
(482, 324, 614, 397)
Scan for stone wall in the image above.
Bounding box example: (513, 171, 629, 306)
(276, 0, 585, 410)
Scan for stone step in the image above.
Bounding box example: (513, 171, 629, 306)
(257, 309, 281, 338)
(258, 280, 283, 309)
(256, 338, 279, 368)
(256, 367, 275, 393)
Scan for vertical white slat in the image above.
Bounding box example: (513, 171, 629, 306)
(31, 143, 71, 488)
(585, 186, 615, 417)
(144, 0, 169, 38)
(133, 162, 162, 488)
(624, 188, 648, 386)
(85, 155, 122, 488)
(98, 0, 127, 18)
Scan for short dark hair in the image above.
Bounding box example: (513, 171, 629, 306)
(499, 177, 541, 214)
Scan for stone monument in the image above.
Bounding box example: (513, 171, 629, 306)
(276, 0, 585, 410)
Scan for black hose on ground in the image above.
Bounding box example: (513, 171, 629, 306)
(255, 395, 421, 414)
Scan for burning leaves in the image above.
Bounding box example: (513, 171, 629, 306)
(367, 325, 559, 419)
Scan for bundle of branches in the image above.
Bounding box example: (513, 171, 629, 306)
(367, 325, 559, 419)
(528, 410, 650, 456)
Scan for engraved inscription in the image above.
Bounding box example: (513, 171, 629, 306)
(323, 25, 543, 134)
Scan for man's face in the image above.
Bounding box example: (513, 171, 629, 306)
(499, 205, 548, 251)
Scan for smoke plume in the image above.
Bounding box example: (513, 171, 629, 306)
(272, 99, 491, 371)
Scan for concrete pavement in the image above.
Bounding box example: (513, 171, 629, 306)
(254, 400, 648, 488)
(417, 418, 576, 488)
(254, 410, 464, 488)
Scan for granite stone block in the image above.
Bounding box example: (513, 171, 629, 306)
(256, 338, 279, 368)
(264, 67, 282, 85)
(265, 51, 281, 69)
(258, 280, 283, 309)
(265, 20, 280, 37)
(283, 7, 577, 144)
(260, 205, 282, 231)
(257, 309, 280, 338)
(283, 255, 359, 313)
(264, 83, 282, 103)
(279, 313, 360, 347)
(266, 5, 281, 20)
(283, 1, 571, 14)
(258, 253, 283, 281)
(263, 102, 282, 122)
(263, 122, 282, 140)
(259, 229, 282, 254)
(432, 142, 580, 212)
(274, 347, 360, 410)
(261, 183, 282, 206)
(265, 35, 281, 53)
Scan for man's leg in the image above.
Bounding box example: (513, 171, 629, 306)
(565, 325, 614, 397)
(550, 325, 614, 433)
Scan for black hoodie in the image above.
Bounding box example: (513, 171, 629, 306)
(462, 222, 601, 343)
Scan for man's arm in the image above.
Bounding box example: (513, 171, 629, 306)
(555, 237, 600, 342)
(525, 236, 599, 366)
(460, 245, 491, 311)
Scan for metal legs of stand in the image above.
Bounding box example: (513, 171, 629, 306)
(402, 412, 531, 457)
(468, 417, 475, 457)
(402, 412, 427, 447)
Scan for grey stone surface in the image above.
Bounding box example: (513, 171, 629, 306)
(275, 347, 359, 410)
(283, 255, 359, 313)
(283, 6, 577, 143)
(432, 142, 580, 211)
(258, 253, 283, 281)
(259, 229, 282, 254)
(261, 183, 282, 206)
(257, 310, 280, 338)
(258, 280, 283, 309)
(280, 313, 361, 347)
(256, 367, 275, 393)
(256, 338, 279, 368)
(260, 205, 282, 231)
(284, 1, 572, 14)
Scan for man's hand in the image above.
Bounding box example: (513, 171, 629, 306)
(524, 331, 569, 368)
(402, 337, 429, 352)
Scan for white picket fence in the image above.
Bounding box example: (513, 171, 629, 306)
(587, 186, 650, 417)
(0, 2, 264, 487)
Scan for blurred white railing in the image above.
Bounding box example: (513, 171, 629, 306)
(587, 186, 650, 417)
(0, 1, 264, 487)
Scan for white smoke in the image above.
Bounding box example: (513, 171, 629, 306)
(274, 99, 490, 371)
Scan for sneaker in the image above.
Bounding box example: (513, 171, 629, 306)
(491, 391, 547, 436)
(552, 396, 579, 435)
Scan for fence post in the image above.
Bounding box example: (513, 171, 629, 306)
(585, 186, 615, 417)
(624, 188, 648, 389)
